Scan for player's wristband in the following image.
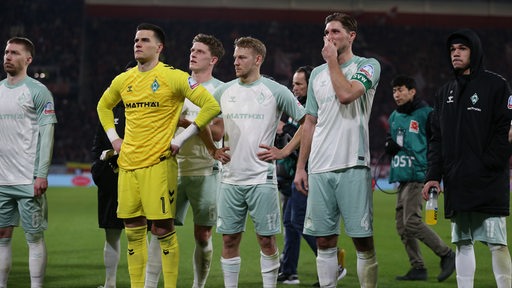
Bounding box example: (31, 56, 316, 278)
(171, 123, 199, 148)
(106, 128, 120, 143)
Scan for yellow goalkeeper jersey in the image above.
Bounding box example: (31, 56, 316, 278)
(97, 62, 220, 170)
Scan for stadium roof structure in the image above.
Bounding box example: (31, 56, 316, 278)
(85, 0, 512, 28)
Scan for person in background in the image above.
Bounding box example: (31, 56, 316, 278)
(96, 23, 220, 288)
(294, 12, 381, 287)
(0, 37, 58, 288)
(422, 28, 511, 288)
(386, 74, 455, 282)
(213, 36, 305, 287)
(174, 33, 225, 288)
(91, 99, 126, 288)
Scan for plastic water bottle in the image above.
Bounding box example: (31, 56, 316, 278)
(425, 187, 438, 225)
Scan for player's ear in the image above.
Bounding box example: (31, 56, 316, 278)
(156, 42, 164, 54)
(255, 54, 263, 66)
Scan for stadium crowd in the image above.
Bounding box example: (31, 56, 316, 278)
(1, 0, 511, 167)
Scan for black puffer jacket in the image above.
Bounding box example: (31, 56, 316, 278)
(426, 29, 511, 217)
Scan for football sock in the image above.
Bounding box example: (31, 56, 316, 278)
(456, 244, 475, 288)
(221, 256, 241, 288)
(356, 249, 378, 288)
(260, 250, 280, 288)
(488, 244, 512, 288)
(103, 228, 122, 288)
(158, 231, 179, 288)
(145, 233, 162, 288)
(125, 226, 148, 288)
(26, 232, 47, 288)
(193, 236, 213, 288)
(0, 237, 12, 288)
(317, 247, 338, 287)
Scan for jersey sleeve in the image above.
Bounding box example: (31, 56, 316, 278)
(276, 85, 306, 122)
(97, 76, 123, 133)
(351, 58, 381, 91)
(180, 75, 220, 129)
(305, 68, 320, 117)
(32, 83, 57, 125)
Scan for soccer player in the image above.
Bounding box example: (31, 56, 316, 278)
(422, 28, 512, 288)
(213, 36, 305, 288)
(96, 23, 220, 288)
(0, 37, 57, 288)
(92, 61, 163, 288)
(294, 12, 381, 287)
(174, 33, 226, 288)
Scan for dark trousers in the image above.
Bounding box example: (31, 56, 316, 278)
(281, 183, 317, 275)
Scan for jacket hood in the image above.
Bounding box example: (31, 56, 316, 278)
(446, 29, 484, 78)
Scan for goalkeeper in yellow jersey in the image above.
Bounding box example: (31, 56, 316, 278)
(97, 23, 220, 288)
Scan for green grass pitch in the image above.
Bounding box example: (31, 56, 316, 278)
(7, 187, 509, 287)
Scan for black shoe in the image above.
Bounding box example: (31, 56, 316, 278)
(277, 273, 300, 284)
(438, 250, 456, 282)
(312, 281, 320, 287)
(396, 268, 428, 281)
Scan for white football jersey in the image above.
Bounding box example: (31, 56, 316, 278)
(0, 77, 57, 185)
(306, 56, 380, 173)
(176, 77, 223, 176)
(214, 76, 305, 185)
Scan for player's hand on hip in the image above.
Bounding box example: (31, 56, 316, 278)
(170, 144, 180, 156)
(257, 144, 284, 161)
(212, 147, 231, 164)
(111, 138, 123, 154)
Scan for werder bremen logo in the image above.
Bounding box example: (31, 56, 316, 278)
(257, 92, 265, 104)
(17, 92, 29, 105)
(151, 79, 160, 93)
(470, 93, 479, 105)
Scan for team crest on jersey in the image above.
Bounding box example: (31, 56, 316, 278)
(409, 120, 419, 133)
(508, 95, 512, 109)
(43, 102, 55, 115)
(17, 92, 29, 105)
(470, 93, 479, 105)
(151, 79, 160, 93)
(188, 77, 199, 89)
(359, 64, 374, 78)
(257, 92, 265, 104)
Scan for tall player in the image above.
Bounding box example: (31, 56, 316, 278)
(174, 33, 226, 288)
(213, 36, 305, 287)
(0, 37, 57, 288)
(96, 23, 220, 288)
(294, 12, 381, 287)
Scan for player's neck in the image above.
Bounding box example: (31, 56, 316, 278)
(338, 50, 354, 65)
(138, 58, 159, 72)
(7, 71, 27, 86)
(240, 72, 261, 85)
(191, 69, 213, 84)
